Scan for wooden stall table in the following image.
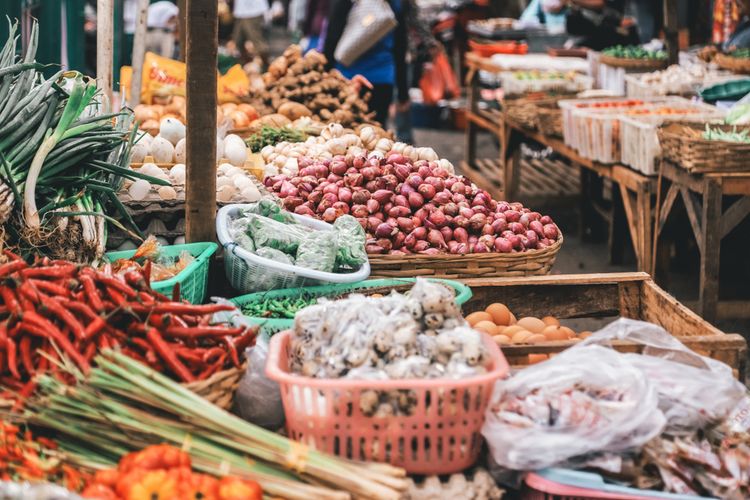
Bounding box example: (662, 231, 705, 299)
(653, 161, 750, 323)
(463, 53, 658, 272)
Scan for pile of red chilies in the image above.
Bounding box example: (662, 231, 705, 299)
(0, 251, 256, 400)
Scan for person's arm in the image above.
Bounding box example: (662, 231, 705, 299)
(393, 2, 409, 103)
(323, 0, 352, 69)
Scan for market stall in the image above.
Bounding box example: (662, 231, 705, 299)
(0, 3, 750, 500)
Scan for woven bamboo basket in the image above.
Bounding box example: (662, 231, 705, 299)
(598, 54, 669, 71)
(504, 99, 540, 130)
(658, 122, 750, 173)
(714, 53, 750, 75)
(183, 364, 245, 410)
(535, 101, 563, 138)
(368, 235, 563, 279)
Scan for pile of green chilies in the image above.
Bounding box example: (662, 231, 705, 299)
(26, 350, 409, 500)
(0, 20, 164, 261)
(241, 293, 319, 319)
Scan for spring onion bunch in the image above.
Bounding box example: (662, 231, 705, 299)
(26, 350, 409, 500)
(0, 20, 165, 261)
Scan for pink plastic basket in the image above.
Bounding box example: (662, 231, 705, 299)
(266, 330, 509, 474)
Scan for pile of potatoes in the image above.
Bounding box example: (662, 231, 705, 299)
(467, 303, 591, 348)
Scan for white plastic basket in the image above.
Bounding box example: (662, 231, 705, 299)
(620, 106, 725, 175)
(216, 204, 371, 293)
(625, 72, 740, 98)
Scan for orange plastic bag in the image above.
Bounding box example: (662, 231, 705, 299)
(419, 62, 445, 105)
(434, 50, 459, 99)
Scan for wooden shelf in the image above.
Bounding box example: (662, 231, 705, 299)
(466, 110, 502, 135)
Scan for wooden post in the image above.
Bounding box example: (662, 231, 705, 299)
(663, 0, 679, 65)
(177, 0, 187, 62)
(96, 0, 114, 108)
(698, 178, 722, 323)
(185, 0, 218, 242)
(129, 0, 149, 107)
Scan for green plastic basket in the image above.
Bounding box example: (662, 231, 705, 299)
(230, 278, 473, 335)
(105, 242, 218, 304)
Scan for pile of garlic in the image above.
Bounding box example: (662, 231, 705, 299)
(131, 118, 249, 169)
(261, 123, 453, 177)
(122, 162, 262, 203)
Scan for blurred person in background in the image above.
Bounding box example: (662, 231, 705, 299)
(323, 0, 409, 128)
(302, 0, 329, 53)
(145, 1, 179, 58)
(233, 0, 271, 64)
(564, 0, 639, 50)
(519, 0, 568, 31)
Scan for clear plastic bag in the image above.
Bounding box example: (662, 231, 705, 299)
(0, 481, 82, 499)
(234, 336, 285, 429)
(580, 318, 748, 434)
(333, 215, 367, 269)
(242, 199, 295, 223)
(228, 216, 255, 253)
(295, 232, 337, 273)
(254, 246, 294, 265)
(482, 344, 665, 471)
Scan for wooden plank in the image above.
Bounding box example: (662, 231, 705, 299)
(466, 110, 501, 135)
(618, 281, 642, 318)
(618, 183, 639, 258)
(680, 185, 703, 251)
(664, 0, 679, 64)
(128, 0, 149, 107)
(698, 178, 722, 323)
(96, 0, 114, 108)
(682, 300, 750, 319)
(656, 183, 679, 235)
(641, 279, 724, 337)
(662, 160, 705, 193)
(461, 161, 504, 200)
(721, 177, 750, 196)
(720, 196, 750, 239)
(636, 182, 653, 273)
(185, 0, 218, 242)
(464, 272, 651, 288)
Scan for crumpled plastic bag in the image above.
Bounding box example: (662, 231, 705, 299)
(0, 481, 82, 499)
(295, 232, 337, 272)
(247, 214, 307, 254)
(580, 318, 749, 434)
(254, 247, 294, 265)
(243, 199, 296, 223)
(228, 216, 256, 253)
(332, 215, 367, 269)
(482, 343, 665, 471)
(234, 336, 285, 430)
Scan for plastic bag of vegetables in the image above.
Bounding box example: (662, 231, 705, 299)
(248, 214, 307, 254)
(295, 232, 337, 272)
(255, 246, 294, 265)
(333, 215, 367, 269)
(243, 198, 295, 223)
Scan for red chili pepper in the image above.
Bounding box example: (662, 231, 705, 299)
(198, 353, 226, 380)
(0, 322, 8, 344)
(18, 281, 46, 304)
(120, 347, 148, 364)
(224, 336, 240, 368)
(39, 301, 87, 341)
(172, 282, 181, 302)
(98, 335, 111, 350)
(0, 260, 26, 278)
(104, 286, 125, 306)
(202, 347, 225, 365)
(28, 279, 70, 297)
(83, 342, 97, 362)
(137, 291, 155, 305)
(5, 339, 20, 379)
(164, 325, 245, 338)
(20, 313, 89, 374)
(2, 250, 23, 262)
(146, 328, 195, 383)
(84, 316, 108, 339)
(125, 271, 149, 291)
(92, 274, 137, 298)
(80, 275, 104, 312)
(234, 326, 258, 352)
(19, 337, 33, 376)
(59, 299, 98, 321)
(173, 347, 205, 365)
(0, 288, 21, 315)
(149, 303, 235, 315)
(11, 379, 36, 411)
(20, 265, 77, 280)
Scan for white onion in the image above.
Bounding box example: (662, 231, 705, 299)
(233, 175, 252, 189)
(159, 118, 186, 145)
(149, 136, 175, 163)
(216, 176, 234, 188)
(128, 179, 151, 201)
(218, 162, 235, 175)
(174, 138, 186, 163)
(240, 183, 261, 202)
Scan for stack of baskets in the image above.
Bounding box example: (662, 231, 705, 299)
(658, 122, 750, 173)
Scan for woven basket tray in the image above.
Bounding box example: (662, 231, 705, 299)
(535, 101, 563, 138)
(599, 54, 669, 71)
(658, 122, 750, 173)
(504, 99, 540, 130)
(183, 364, 245, 410)
(714, 53, 750, 75)
(368, 235, 563, 279)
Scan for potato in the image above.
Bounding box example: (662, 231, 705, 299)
(278, 101, 313, 120)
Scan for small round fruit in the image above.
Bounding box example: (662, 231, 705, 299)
(492, 334, 511, 345)
(578, 331, 592, 339)
(542, 316, 560, 326)
(511, 330, 533, 344)
(516, 317, 546, 334)
(528, 354, 548, 364)
(543, 325, 571, 341)
(526, 334, 547, 344)
(474, 321, 499, 335)
(485, 303, 511, 326)
(502, 325, 525, 337)
(466, 311, 493, 326)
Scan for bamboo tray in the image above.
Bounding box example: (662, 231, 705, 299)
(463, 272, 748, 378)
(714, 53, 750, 75)
(599, 54, 669, 71)
(368, 235, 562, 279)
(658, 121, 750, 173)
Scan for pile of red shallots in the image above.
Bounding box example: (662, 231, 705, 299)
(263, 152, 561, 255)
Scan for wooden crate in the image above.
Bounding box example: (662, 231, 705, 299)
(463, 272, 748, 378)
